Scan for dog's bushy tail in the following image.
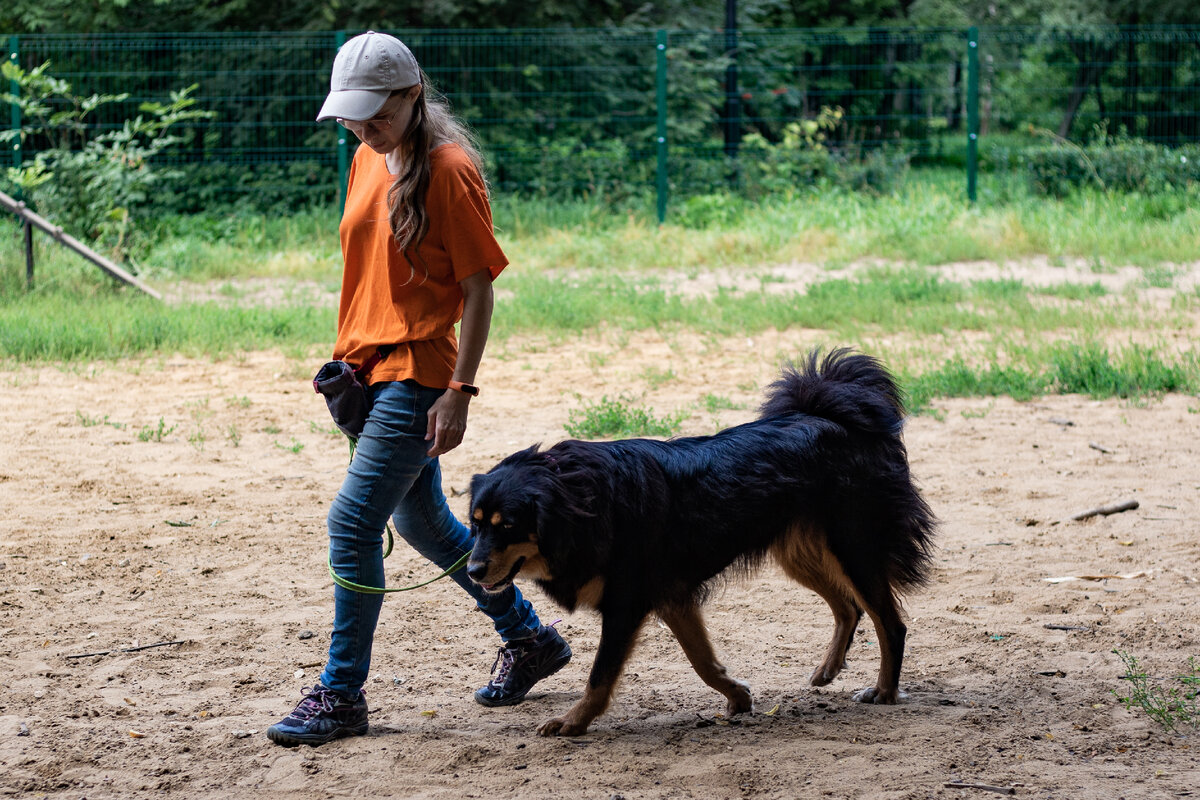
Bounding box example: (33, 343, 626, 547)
(760, 347, 905, 433)
(762, 348, 936, 591)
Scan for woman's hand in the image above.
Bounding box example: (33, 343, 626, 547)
(425, 388, 472, 457)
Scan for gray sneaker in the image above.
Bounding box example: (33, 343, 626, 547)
(474, 624, 572, 707)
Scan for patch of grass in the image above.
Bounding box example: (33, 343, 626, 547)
(495, 173, 1200, 271)
(959, 402, 994, 419)
(0, 293, 333, 362)
(275, 438, 305, 454)
(700, 393, 743, 413)
(75, 410, 125, 429)
(138, 207, 339, 281)
(903, 342, 1200, 413)
(905, 358, 1045, 413)
(1113, 650, 1200, 734)
(309, 420, 341, 437)
(137, 417, 176, 443)
(493, 265, 1144, 343)
(565, 394, 685, 439)
(1139, 265, 1178, 289)
(641, 366, 677, 389)
(1034, 282, 1107, 300)
(1049, 342, 1198, 398)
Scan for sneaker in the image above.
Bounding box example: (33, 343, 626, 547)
(474, 624, 572, 707)
(266, 683, 368, 747)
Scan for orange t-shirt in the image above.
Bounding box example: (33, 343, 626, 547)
(333, 142, 507, 387)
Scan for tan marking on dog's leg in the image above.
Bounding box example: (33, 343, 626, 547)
(539, 616, 645, 736)
(658, 603, 753, 716)
(537, 682, 613, 737)
(770, 526, 862, 686)
(575, 577, 605, 609)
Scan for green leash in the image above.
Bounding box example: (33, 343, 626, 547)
(327, 436, 469, 594)
(327, 551, 469, 594)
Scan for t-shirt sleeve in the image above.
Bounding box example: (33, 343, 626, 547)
(428, 153, 508, 284)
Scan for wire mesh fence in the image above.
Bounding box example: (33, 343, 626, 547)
(3, 26, 1199, 218)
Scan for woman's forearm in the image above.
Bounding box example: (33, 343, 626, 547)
(454, 269, 494, 386)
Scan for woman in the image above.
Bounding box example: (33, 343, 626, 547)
(267, 31, 571, 747)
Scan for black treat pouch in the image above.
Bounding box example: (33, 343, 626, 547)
(313, 360, 370, 439)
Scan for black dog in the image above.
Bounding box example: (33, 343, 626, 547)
(467, 349, 936, 736)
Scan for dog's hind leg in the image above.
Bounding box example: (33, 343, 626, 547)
(850, 582, 907, 705)
(804, 585, 861, 687)
(770, 531, 861, 686)
(658, 602, 753, 716)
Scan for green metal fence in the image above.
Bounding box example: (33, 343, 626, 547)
(3, 26, 1199, 219)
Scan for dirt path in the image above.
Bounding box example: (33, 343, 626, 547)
(1, 327, 1198, 799)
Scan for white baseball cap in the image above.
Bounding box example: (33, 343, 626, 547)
(316, 31, 421, 122)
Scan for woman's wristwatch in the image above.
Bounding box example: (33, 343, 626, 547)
(448, 380, 480, 396)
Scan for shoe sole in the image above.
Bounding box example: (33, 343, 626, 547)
(473, 648, 572, 708)
(266, 722, 368, 747)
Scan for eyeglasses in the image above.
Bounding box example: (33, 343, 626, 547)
(336, 102, 404, 131)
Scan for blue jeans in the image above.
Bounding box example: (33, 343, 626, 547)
(319, 379, 542, 699)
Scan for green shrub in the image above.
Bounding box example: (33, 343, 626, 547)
(2, 61, 215, 260)
(835, 148, 912, 196)
(1022, 139, 1199, 197)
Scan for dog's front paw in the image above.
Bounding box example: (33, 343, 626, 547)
(851, 686, 907, 704)
(537, 716, 590, 737)
(726, 680, 753, 715)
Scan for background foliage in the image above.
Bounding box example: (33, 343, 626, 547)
(0, 3, 1197, 253)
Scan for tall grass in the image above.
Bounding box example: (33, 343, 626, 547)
(0, 293, 334, 362)
(496, 172, 1200, 271)
(490, 266, 1143, 340)
(6, 172, 1198, 291)
(903, 343, 1200, 412)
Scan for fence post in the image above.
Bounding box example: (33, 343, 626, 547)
(723, 0, 741, 185)
(656, 30, 668, 225)
(335, 30, 349, 214)
(24, 219, 33, 291)
(8, 37, 30, 288)
(966, 26, 979, 203)
(8, 36, 20, 180)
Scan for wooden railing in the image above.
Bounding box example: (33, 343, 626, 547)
(0, 190, 161, 300)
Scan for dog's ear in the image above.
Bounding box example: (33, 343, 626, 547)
(531, 466, 605, 582)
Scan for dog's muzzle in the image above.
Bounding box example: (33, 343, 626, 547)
(468, 556, 526, 593)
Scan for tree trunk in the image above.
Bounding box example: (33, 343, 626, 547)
(1122, 34, 1140, 138)
(1057, 43, 1113, 140)
(946, 59, 961, 131)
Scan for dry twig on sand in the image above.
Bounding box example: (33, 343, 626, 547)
(1070, 499, 1138, 521)
(65, 640, 187, 659)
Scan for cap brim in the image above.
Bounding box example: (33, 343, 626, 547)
(315, 88, 391, 122)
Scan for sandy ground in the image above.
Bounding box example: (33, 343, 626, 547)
(1, 312, 1199, 798)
